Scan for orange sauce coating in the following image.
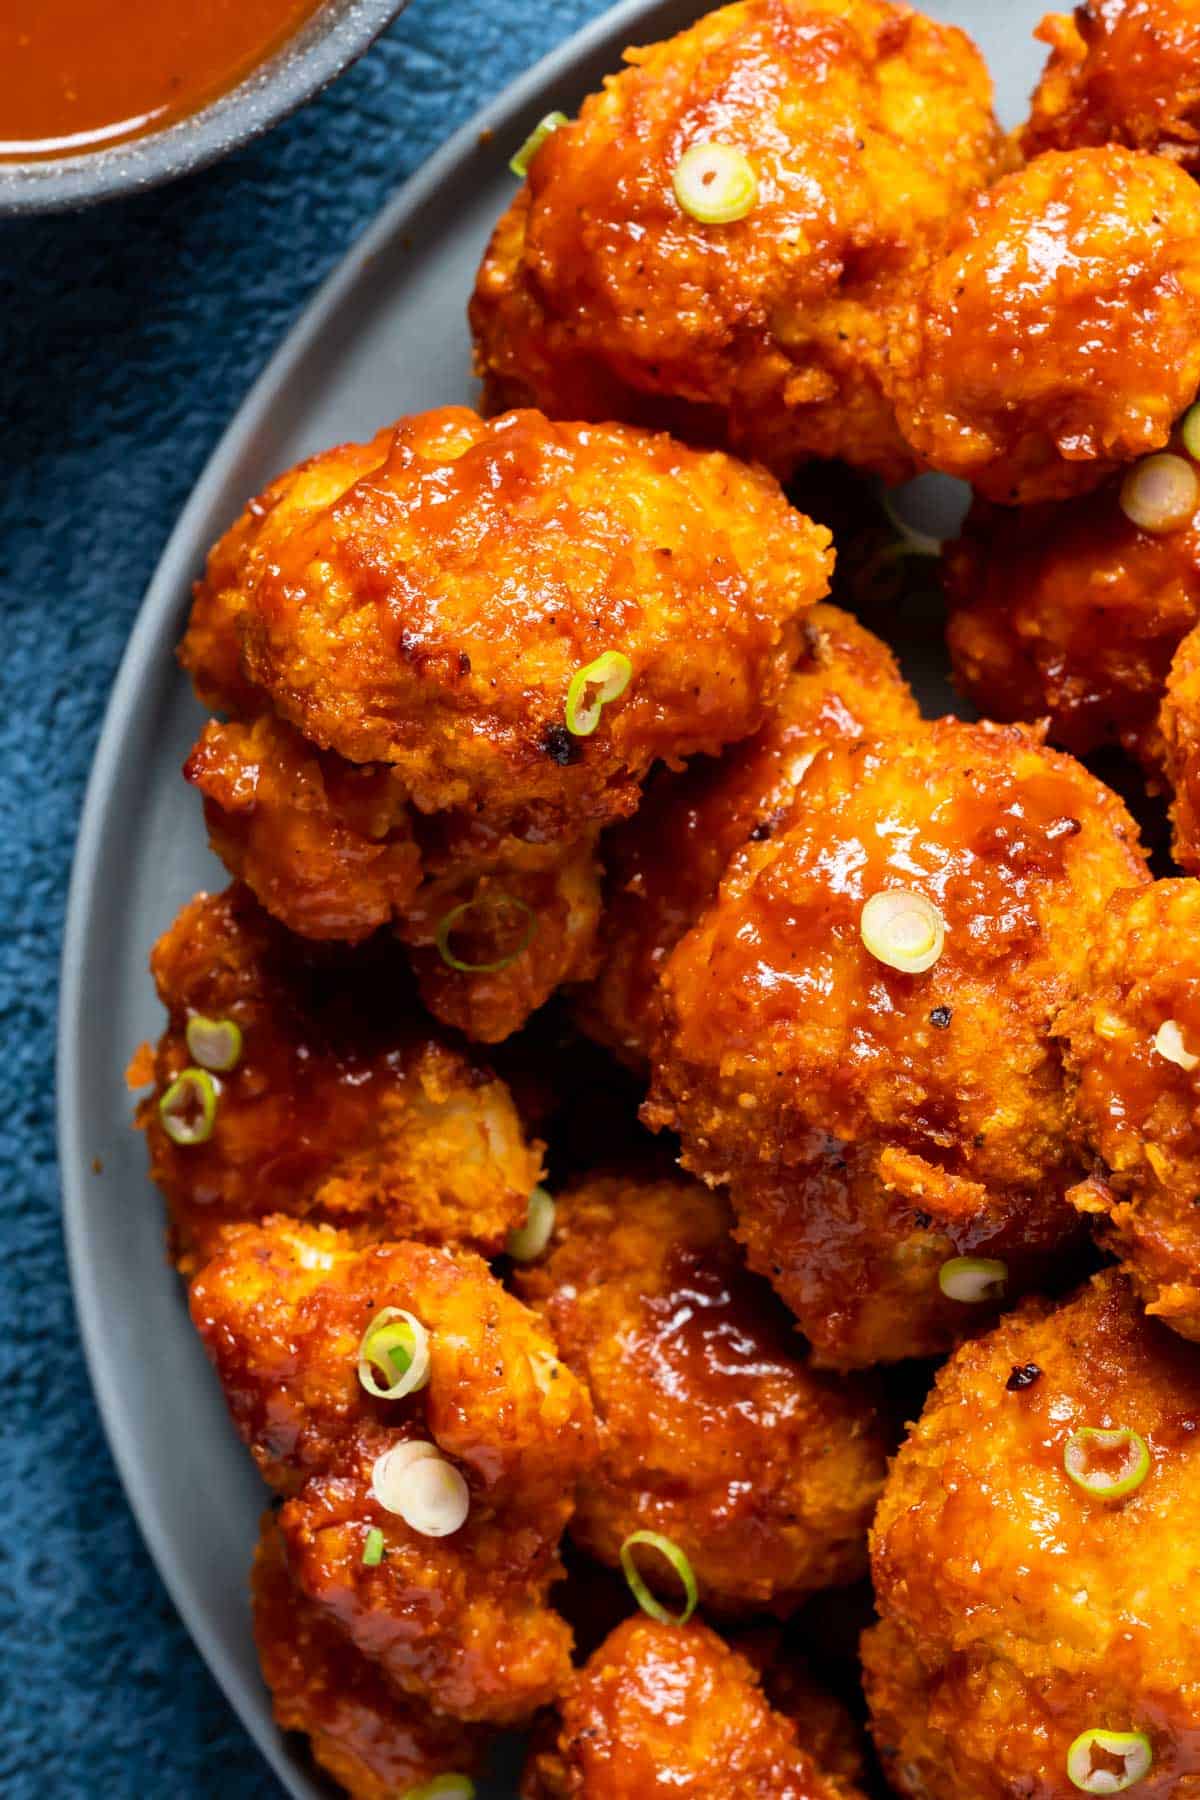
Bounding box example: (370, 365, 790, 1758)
(0, 0, 324, 160)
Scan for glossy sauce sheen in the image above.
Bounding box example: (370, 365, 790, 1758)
(0, 0, 323, 160)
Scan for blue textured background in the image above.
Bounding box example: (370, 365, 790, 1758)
(0, 3, 606, 1791)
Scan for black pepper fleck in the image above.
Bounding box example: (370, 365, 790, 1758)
(929, 1005, 952, 1029)
(541, 723, 581, 766)
(1006, 1363, 1042, 1392)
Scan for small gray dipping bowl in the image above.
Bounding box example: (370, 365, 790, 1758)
(0, 0, 407, 216)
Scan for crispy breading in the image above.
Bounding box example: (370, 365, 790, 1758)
(946, 483, 1200, 771)
(1162, 619, 1200, 869)
(184, 716, 421, 943)
(252, 1514, 490, 1799)
(188, 406, 829, 827)
(579, 604, 919, 1069)
(180, 405, 830, 1040)
(889, 147, 1200, 502)
(1057, 880, 1200, 1340)
(471, 0, 1001, 481)
(521, 1616, 866, 1798)
(135, 886, 541, 1272)
(192, 1220, 594, 1724)
(729, 1144, 1084, 1370)
(864, 1270, 1200, 1798)
(1022, 0, 1200, 172)
(646, 720, 1148, 1361)
(515, 1171, 886, 1614)
(649, 720, 1148, 1189)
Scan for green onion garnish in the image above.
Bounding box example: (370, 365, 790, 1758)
(1153, 1018, 1199, 1072)
(357, 1308, 431, 1401)
(362, 1527, 385, 1567)
(1119, 453, 1198, 535)
(672, 141, 757, 224)
(158, 1068, 218, 1147)
(937, 1257, 1007, 1303)
(1063, 1427, 1150, 1501)
(564, 650, 632, 738)
(1181, 402, 1200, 463)
(860, 889, 945, 974)
(505, 1187, 556, 1263)
(434, 893, 537, 973)
(1067, 1728, 1152, 1793)
(185, 1015, 243, 1073)
(509, 111, 568, 179)
(372, 1443, 469, 1536)
(403, 1777, 477, 1800)
(620, 1530, 698, 1625)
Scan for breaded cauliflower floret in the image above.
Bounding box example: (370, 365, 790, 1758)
(181, 406, 831, 1041)
(889, 147, 1200, 503)
(184, 716, 420, 944)
(252, 1514, 490, 1799)
(579, 604, 920, 1069)
(514, 1171, 886, 1614)
(191, 407, 828, 825)
(1022, 0, 1200, 173)
(134, 886, 541, 1272)
(646, 720, 1149, 1363)
(946, 481, 1200, 772)
(470, 0, 1001, 480)
(728, 1143, 1085, 1370)
(522, 1616, 867, 1798)
(1057, 880, 1200, 1340)
(192, 1220, 595, 1724)
(1162, 619, 1200, 869)
(864, 1270, 1200, 1799)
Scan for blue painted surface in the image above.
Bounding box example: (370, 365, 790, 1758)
(0, 4, 606, 1791)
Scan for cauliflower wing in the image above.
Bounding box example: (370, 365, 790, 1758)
(521, 1615, 866, 1798)
(252, 1513, 490, 1798)
(514, 1170, 886, 1614)
(470, 0, 1001, 480)
(864, 1270, 1200, 1798)
(1057, 880, 1200, 1340)
(1022, 0, 1200, 172)
(946, 480, 1200, 771)
(192, 1220, 595, 1723)
(134, 886, 541, 1272)
(647, 719, 1149, 1362)
(888, 147, 1200, 502)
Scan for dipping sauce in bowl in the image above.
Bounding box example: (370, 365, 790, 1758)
(0, 0, 325, 160)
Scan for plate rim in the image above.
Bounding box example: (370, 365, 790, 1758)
(54, 0, 700, 1791)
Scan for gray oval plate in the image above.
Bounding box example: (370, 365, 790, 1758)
(57, 3, 1046, 1794)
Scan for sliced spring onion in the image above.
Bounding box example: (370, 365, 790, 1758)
(158, 1067, 218, 1146)
(672, 142, 757, 224)
(938, 1257, 1007, 1304)
(1182, 402, 1200, 463)
(506, 1187, 556, 1262)
(404, 1777, 477, 1800)
(860, 889, 946, 974)
(357, 1308, 431, 1402)
(434, 893, 537, 973)
(1119, 453, 1198, 534)
(1153, 1018, 1199, 1073)
(374, 1453, 470, 1538)
(565, 651, 633, 738)
(185, 1014, 243, 1072)
(1063, 1426, 1150, 1501)
(620, 1530, 698, 1625)
(362, 1527, 385, 1567)
(509, 111, 568, 179)
(372, 1440, 440, 1511)
(1066, 1728, 1153, 1794)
